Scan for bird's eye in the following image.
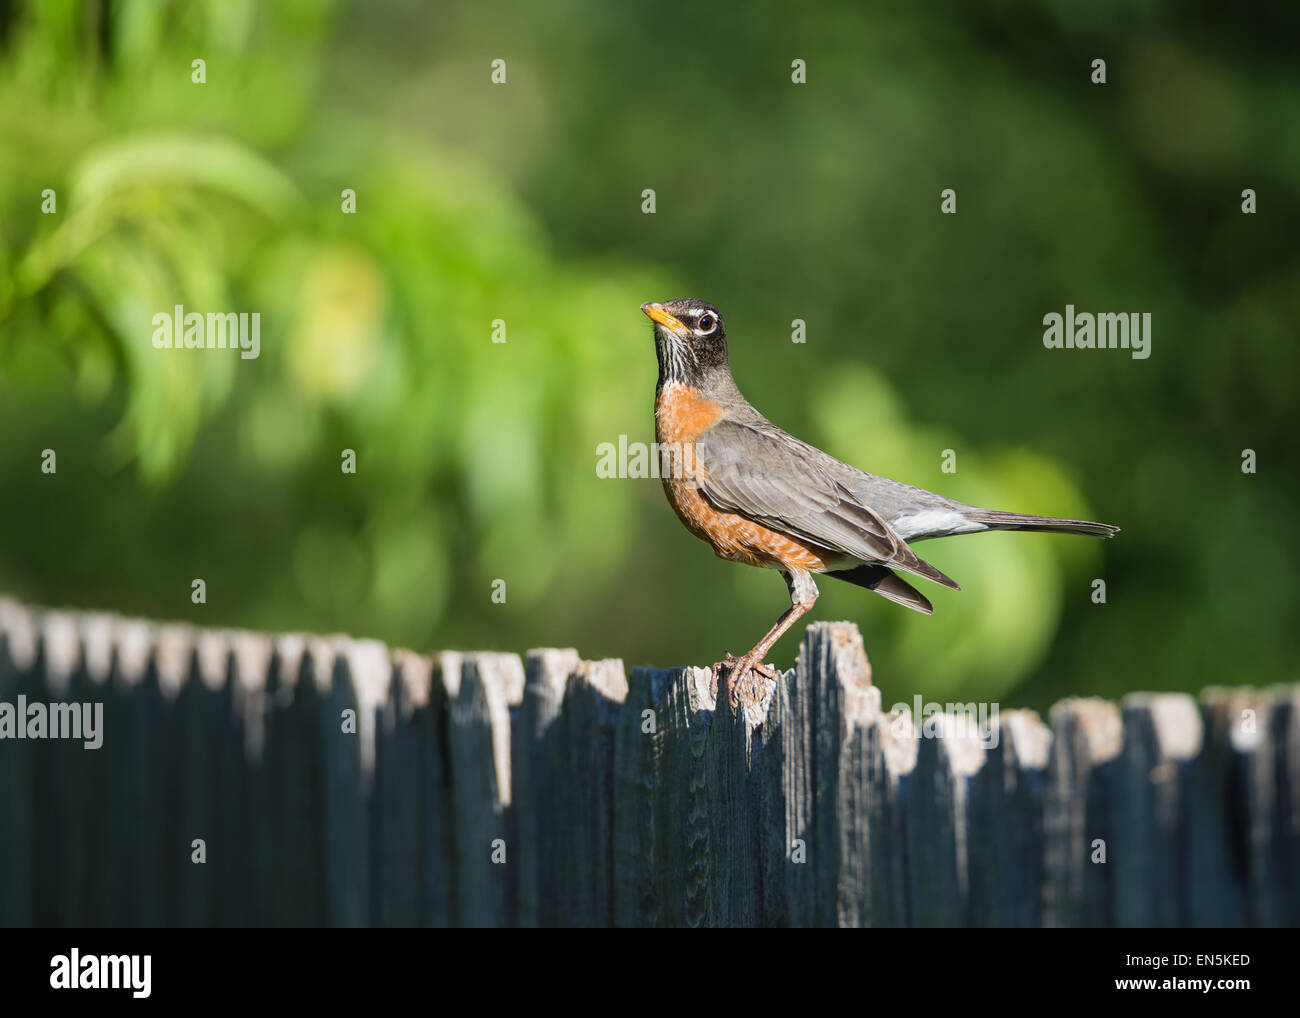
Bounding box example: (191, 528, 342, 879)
(697, 314, 716, 333)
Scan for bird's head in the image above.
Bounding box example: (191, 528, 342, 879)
(641, 298, 729, 385)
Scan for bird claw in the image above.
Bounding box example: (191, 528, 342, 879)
(749, 661, 779, 682)
(709, 654, 779, 705)
(709, 654, 735, 698)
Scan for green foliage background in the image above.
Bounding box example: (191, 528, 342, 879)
(1, 0, 1295, 711)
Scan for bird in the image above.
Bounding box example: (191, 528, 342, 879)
(641, 297, 1118, 693)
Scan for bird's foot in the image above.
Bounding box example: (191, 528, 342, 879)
(710, 653, 779, 707)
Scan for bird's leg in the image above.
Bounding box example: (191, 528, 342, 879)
(725, 604, 810, 683)
(718, 570, 819, 702)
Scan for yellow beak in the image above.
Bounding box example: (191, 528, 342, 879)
(641, 302, 690, 337)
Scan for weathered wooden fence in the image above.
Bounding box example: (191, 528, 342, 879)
(0, 596, 1296, 927)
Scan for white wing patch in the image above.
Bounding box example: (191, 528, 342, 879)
(890, 508, 987, 541)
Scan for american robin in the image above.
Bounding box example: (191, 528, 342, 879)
(641, 297, 1118, 691)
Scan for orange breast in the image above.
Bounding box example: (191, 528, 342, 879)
(654, 382, 841, 572)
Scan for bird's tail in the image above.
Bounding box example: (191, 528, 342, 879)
(963, 509, 1119, 538)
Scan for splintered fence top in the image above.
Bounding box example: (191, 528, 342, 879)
(0, 597, 1296, 928)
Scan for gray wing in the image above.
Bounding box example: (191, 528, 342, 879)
(694, 419, 959, 590)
